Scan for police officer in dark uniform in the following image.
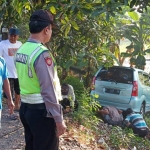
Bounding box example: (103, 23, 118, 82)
(15, 9, 66, 150)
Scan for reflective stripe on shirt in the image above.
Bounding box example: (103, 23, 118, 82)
(21, 93, 44, 104)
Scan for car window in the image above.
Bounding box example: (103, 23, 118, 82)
(96, 67, 133, 84)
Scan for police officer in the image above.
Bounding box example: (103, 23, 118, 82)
(15, 9, 66, 150)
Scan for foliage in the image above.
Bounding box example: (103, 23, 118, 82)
(71, 91, 101, 130)
(61, 76, 85, 99)
(1, 0, 148, 27)
(71, 97, 150, 149)
(107, 126, 150, 149)
(0, 0, 30, 27)
(2, 0, 150, 84)
(3, 0, 118, 87)
(18, 21, 30, 43)
(118, 11, 150, 69)
(52, 12, 116, 86)
(144, 113, 150, 128)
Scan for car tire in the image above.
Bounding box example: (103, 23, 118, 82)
(140, 103, 145, 116)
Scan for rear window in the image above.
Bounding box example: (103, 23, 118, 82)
(96, 67, 133, 84)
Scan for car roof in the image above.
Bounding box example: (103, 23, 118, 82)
(107, 66, 144, 72)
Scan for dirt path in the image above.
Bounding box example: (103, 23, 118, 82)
(0, 104, 93, 150)
(0, 104, 25, 150)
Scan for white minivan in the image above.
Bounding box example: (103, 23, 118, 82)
(90, 66, 150, 115)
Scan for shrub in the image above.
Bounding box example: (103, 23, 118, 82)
(71, 91, 101, 131)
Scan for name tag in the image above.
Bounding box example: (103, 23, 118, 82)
(15, 53, 28, 64)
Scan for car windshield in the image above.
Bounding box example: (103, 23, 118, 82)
(96, 67, 133, 84)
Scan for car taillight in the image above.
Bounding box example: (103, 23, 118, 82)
(131, 81, 138, 96)
(91, 76, 96, 90)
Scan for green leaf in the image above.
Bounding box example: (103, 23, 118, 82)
(50, 6, 56, 15)
(65, 16, 69, 22)
(61, 19, 67, 25)
(71, 5, 76, 11)
(83, 3, 93, 9)
(121, 52, 131, 57)
(65, 24, 71, 37)
(16, 2, 23, 15)
(129, 0, 136, 8)
(136, 55, 146, 65)
(80, 8, 92, 15)
(91, 7, 105, 17)
(128, 12, 139, 21)
(133, 45, 141, 52)
(124, 0, 128, 5)
(132, 50, 139, 56)
(126, 44, 134, 49)
(71, 21, 79, 30)
(106, 0, 110, 3)
(144, 49, 150, 53)
(76, 11, 83, 20)
(110, 12, 115, 17)
(106, 13, 110, 22)
(24, 2, 31, 10)
(91, 9, 105, 17)
(130, 57, 136, 63)
(77, 60, 88, 68)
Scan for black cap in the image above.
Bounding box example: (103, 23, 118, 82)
(30, 9, 54, 24)
(9, 28, 19, 35)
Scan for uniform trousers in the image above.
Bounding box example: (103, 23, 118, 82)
(19, 102, 59, 150)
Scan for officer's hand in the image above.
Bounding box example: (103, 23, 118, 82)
(56, 121, 66, 137)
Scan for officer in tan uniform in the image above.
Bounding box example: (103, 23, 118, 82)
(15, 9, 66, 150)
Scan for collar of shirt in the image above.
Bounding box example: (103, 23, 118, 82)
(27, 38, 41, 43)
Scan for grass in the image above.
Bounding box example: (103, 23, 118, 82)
(144, 112, 150, 128)
(70, 91, 150, 150)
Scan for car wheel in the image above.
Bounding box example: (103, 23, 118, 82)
(140, 103, 145, 116)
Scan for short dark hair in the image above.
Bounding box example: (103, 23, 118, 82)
(29, 21, 50, 33)
(29, 9, 54, 33)
(62, 83, 68, 87)
(125, 108, 133, 115)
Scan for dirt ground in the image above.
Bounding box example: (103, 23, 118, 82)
(0, 103, 95, 150)
(0, 104, 24, 150)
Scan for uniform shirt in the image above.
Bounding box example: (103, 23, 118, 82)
(55, 71, 62, 101)
(30, 39, 63, 122)
(0, 39, 22, 78)
(0, 57, 8, 109)
(125, 113, 148, 129)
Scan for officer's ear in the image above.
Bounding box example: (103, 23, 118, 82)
(44, 25, 52, 35)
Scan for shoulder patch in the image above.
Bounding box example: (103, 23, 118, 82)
(44, 57, 52, 66)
